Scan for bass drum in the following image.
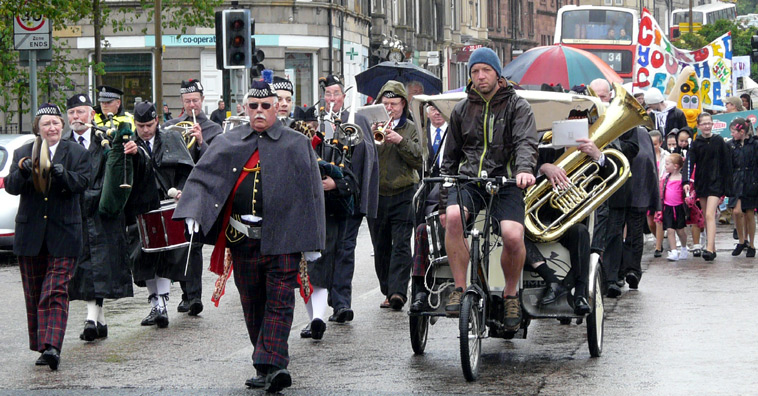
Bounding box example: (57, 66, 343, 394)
(136, 200, 189, 253)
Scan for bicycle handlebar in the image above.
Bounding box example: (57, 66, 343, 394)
(422, 174, 516, 186)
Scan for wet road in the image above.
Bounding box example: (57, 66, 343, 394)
(0, 222, 757, 395)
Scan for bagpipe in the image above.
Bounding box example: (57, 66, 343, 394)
(87, 113, 134, 217)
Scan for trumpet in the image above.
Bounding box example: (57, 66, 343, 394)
(373, 112, 393, 145)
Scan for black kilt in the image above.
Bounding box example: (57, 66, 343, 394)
(307, 214, 347, 288)
(662, 204, 687, 230)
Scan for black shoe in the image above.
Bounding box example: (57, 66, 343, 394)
(702, 250, 717, 261)
(445, 287, 463, 317)
(539, 282, 569, 306)
(625, 272, 640, 290)
(300, 323, 312, 338)
(606, 283, 622, 298)
(389, 293, 405, 311)
(573, 296, 591, 316)
(245, 372, 266, 388)
(155, 308, 169, 328)
(410, 292, 430, 313)
(692, 248, 702, 257)
(41, 347, 60, 371)
(79, 320, 98, 341)
(264, 368, 292, 393)
(141, 307, 159, 326)
(732, 243, 746, 256)
(329, 307, 354, 323)
(654, 249, 662, 258)
(503, 295, 522, 331)
(310, 318, 326, 340)
(747, 246, 756, 258)
(35, 353, 47, 366)
(96, 322, 108, 339)
(615, 278, 626, 288)
(177, 299, 190, 313)
(188, 297, 203, 316)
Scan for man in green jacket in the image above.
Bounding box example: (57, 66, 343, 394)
(369, 80, 423, 311)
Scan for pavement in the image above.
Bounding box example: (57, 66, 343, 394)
(0, 220, 757, 395)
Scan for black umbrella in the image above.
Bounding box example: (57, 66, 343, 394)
(355, 61, 442, 98)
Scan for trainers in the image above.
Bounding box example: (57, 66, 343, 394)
(503, 295, 522, 331)
(654, 249, 662, 258)
(732, 243, 746, 256)
(747, 246, 756, 258)
(666, 250, 679, 261)
(691, 244, 702, 257)
(445, 287, 463, 317)
(679, 247, 689, 260)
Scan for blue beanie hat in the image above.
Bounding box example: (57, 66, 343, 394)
(469, 47, 502, 79)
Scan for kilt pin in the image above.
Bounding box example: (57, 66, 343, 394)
(19, 255, 76, 352)
(231, 238, 300, 370)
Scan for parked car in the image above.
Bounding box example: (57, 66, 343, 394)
(0, 134, 37, 249)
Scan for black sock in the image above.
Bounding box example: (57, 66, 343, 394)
(534, 263, 560, 284)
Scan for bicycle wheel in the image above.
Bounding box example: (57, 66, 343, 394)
(586, 267, 604, 357)
(409, 314, 429, 354)
(459, 293, 482, 381)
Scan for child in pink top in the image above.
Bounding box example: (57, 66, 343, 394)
(661, 153, 689, 261)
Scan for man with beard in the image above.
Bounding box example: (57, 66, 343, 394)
(173, 80, 324, 392)
(163, 79, 223, 315)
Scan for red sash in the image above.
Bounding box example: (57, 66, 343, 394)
(210, 150, 259, 306)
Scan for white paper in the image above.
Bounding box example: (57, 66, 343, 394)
(552, 119, 589, 148)
(357, 104, 390, 126)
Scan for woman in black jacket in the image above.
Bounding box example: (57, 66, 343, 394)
(684, 112, 732, 261)
(727, 118, 758, 257)
(4, 104, 91, 370)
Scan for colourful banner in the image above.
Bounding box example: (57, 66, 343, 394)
(712, 110, 758, 138)
(634, 9, 732, 110)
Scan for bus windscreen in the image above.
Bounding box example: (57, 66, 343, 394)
(561, 10, 634, 43)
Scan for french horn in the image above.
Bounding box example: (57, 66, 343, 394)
(165, 121, 197, 150)
(524, 83, 653, 242)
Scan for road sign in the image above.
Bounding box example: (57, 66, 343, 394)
(14, 15, 49, 34)
(19, 48, 52, 67)
(14, 33, 50, 50)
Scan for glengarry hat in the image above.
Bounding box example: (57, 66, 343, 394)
(36, 103, 62, 117)
(180, 79, 204, 95)
(247, 80, 277, 99)
(66, 93, 93, 110)
(133, 101, 158, 123)
(272, 76, 294, 94)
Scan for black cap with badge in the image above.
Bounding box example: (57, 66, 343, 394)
(323, 74, 342, 88)
(272, 76, 294, 94)
(248, 80, 277, 98)
(36, 103, 62, 117)
(97, 85, 123, 102)
(133, 101, 158, 123)
(180, 79, 204, 95)
(66, 93, 93, 110)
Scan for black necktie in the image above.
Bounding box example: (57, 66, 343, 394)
(145, 140, 152, 155)
(78, 136, 86, 147)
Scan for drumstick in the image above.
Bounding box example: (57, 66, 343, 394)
(184, 230, 193, 276)
(167, 187, 178, 198)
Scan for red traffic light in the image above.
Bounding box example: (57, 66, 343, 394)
(231, 19, 244, 31)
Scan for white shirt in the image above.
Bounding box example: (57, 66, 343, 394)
(73, 129, 92, 150)
(430, 122, 448, 167)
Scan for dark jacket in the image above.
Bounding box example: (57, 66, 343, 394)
(5, 140, 91, 257)
(210, 108, 226, 126)
(685, 132, 732, 198)
(629, 128, 660, 210)
(441, 78, 538, 205)
(728, 136, 758, 199)
(373, 81, 423, 196)
(66, 130, 139, 300)
(173, 121, 325, 255)
(652, 106, 688, 135)
(340, 110, 379, 218)
(607, 127, 640, 208)
(163, 111, 222, 161)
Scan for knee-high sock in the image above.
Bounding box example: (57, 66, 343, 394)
(534, 263, 560, 284)
(307, 287, 328, 321)
(97, 303, 106, 325)
(86, 300, 99, 322)
(156, 277, 171, 309)
(145, 279, 159, 308)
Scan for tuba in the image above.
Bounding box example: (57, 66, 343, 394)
(524, 83, 654, 243)
(31, 136, 52, 195)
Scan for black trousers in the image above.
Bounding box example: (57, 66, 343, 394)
(602, 206, 627, 284)
(330, 214, 364, 311)
(621, 207, 646, 279)
(562, 223, 591, 298)
(179, 243, 203, 300)
(368, 188, 414, 300)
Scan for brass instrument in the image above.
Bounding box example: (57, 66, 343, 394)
(524, 83, 653, 243)
(164, 109, 197, 149)
(31, 136, 52, 195)
(373, 111, 393, 145)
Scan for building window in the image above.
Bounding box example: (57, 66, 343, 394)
(98, 53, 152, 108)
(285, 52, 314, 107)
(528, 2, 534, 36)
(476, 0, 481, 28)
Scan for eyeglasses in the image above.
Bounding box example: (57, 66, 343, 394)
(699, 122, 713, 126)
(248, 102, 272, 110)
(324, 92, 343, 99)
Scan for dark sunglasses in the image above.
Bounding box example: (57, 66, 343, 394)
(248, 102, 272, 110)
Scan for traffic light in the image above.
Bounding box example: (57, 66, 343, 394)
(250, 19, 266, 78)
(214, 9, 251, 70)
(752, 35, 758, 64)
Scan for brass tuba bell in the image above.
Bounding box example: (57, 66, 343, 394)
(31, 136, 52, 195)
(524, 83, 654, 242)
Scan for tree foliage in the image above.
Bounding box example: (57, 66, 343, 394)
(0, 0, 221, 128)
(672, 19, 758, 82)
